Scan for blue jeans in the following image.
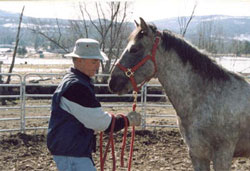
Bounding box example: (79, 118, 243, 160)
(53, 155, 96, 171)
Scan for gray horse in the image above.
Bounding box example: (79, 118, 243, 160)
(109, 18, 250, 171)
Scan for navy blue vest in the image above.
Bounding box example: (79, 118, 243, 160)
(47, 68, 96, 157)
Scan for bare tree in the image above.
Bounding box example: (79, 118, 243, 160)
(197, 20, 215, 52)
(80, 1, 132, 77)
(178, 1, 197, 37)
(1, 6, 25, 105)
(6, 6, 25, 84)
(28, 18, 71, 53)
(28, 1, 132, 80)
(196, 20, 224, 54)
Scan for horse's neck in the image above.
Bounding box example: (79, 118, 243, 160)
(156, 49, 204, 117)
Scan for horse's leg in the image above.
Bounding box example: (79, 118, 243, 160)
(212, 143, 235, 171)
(189, 152, 210, 171)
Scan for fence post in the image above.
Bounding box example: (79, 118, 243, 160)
(20, 76, 26, 133)
(141, 84, 147, 129)
(0, 62, 3, 101)
(0, 61, 3, 83)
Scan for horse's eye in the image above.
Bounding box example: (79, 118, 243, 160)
(138, 31, 144, 39)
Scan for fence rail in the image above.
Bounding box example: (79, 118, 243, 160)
(0, 73, 177, 133)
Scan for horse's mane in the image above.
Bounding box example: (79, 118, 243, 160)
(147, 25, 241, 81)
(159, 28, 232, 81)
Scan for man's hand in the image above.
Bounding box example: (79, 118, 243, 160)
(126, 111, 141, 126)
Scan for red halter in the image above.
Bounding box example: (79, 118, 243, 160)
(117, 33, 161, 92)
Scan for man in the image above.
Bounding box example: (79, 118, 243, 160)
(47, 38, 141, 171)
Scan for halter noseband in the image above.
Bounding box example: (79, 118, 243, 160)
(117, 32, 161, 92)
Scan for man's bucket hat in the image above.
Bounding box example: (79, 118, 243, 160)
(65, 38, 108, 61)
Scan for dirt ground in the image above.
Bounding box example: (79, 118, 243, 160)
(1, 99, 250, 171)
(1, 128, 250, 171)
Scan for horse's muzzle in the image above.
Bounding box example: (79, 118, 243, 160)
(108, 76, 128, 95)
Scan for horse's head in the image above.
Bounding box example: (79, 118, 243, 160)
(109, 18, 161, 94)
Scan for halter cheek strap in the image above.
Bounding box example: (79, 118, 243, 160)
(117, 33, 161, 92)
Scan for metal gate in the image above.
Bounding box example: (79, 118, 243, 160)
(0, 73, 23, 132)
(0, 73, 177, 133)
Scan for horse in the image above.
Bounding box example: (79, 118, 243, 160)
(108, 18, 250, 171)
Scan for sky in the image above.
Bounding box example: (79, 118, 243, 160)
(0, 0, 250, 21)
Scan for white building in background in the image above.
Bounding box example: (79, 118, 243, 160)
(0, 44, 13, 60)
(0, 44, 14, 52)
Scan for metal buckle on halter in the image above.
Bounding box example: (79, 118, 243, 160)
(125, 68, 134, 78)
(133, 91, 138, 102)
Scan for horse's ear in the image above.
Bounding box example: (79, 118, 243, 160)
(139, 17, 148, 31)
(134, 20, 139, 27)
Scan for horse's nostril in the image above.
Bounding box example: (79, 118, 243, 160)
(109, 77, 118, 92)
(109, 76, 127, 94)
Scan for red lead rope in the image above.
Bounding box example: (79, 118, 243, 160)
(128, 102, 137, 171)
(100, 115, 116, 171)
(100, 98, 137, 171)
(99, 114, 131, 171)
